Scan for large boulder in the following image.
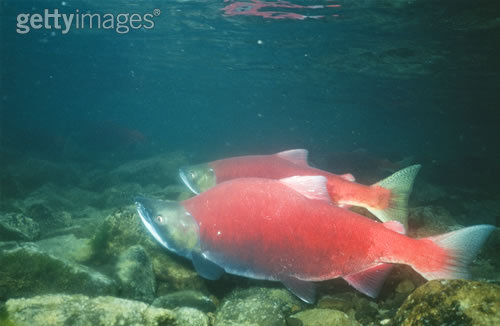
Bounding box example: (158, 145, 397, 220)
(0, 242, 116, 301)
(394, 280, 500, 326)
(2, 294, 176, 326)
(116, 245, 156, 303)
(85, 152, 190, 191)
(0, 212, 40, 241)
(174, 307, 211, 326)
(291, 308, 361, 326)
(152, 290, 217, 313)
(408, 206, 459, 238)
(316, 291, 384, 325)
(36, 234, 92, 263)
(215, 286, 303, 326)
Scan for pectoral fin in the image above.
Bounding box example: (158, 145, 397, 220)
(343, 263, 393, 298)
(192, 251, 225, 280)
(281, 276, 316, 304)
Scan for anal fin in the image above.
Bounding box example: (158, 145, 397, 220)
(343, 263, 393, 298)
(383, 220, 406, 235)
(192, 251, 225, 280)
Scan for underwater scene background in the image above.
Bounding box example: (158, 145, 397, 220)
(0, 0, 499, 325)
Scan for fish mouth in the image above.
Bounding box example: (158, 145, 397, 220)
(135, 196, 170, 250)
(178, 164, 216, 195)
(134, 196, 200, 259)
(179, 167, 201, 195)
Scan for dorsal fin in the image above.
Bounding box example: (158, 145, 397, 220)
(383, 221, 406, 235)
(280, 176, 330, 202)
(340, 173, 356, 182)
(276, 149, 309, 167)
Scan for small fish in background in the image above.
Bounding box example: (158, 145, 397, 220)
(61, 120, 149, 161)
(135, 176, 494, 303)
(179, 149, 420, 229)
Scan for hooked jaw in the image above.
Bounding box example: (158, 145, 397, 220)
(134, 196, 200, 259)
(179, 167, 201, 194)
(178, 164, 216, 195)
(135, 196, 170, 250)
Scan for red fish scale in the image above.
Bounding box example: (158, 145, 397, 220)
(211, 154, 390, 210)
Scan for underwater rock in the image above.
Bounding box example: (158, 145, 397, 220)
(21, 183, 75, 211)
(0, 212, 40, 241)
(470, 227, 500, 282)
(91, 206, 206, 293)
(36, 234, 92, 263)
(43, 216, 103, 240)
(6, 157, 80, 196)
(0, 242, 116, 301)
(87, 152, 189, 191)
(152, 253, 207, 293)
(315, 290, 384, 325)
(394, 279, 500, 326)
(408, 206, 459, 237)
(90, 206, 154, 259)
(174, 307, 210, 326)
(461, 199, 500, 226)
(116, 245, 156, 303)
(98, 182, 146, 210)
(215, 286, 303, 326)
(61, 187, 107, 214)
(317, 294, 355, 312)
(411, 182, 447, 205)
(291, 308, 361, 326)
(3, 294, 176, 326)
(152, 290, 217, 313)
(23, 200, 73, 234)
(395, 279, 416, 294)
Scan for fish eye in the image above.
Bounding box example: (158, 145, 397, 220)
(190, 171, 196, 179)
(156, 215, 164, 224)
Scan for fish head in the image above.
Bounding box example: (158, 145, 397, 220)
(135, 196, 199, 259)
(178, 163, 216, 194)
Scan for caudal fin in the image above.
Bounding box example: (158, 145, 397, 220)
(417, 225, 495, 280)
(366, 164, 421, 229)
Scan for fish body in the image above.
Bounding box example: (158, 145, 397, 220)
(135, 176, 493, 303)
(179, 149, 421, 227)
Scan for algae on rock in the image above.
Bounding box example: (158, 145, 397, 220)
(394, 279, 500, 326)
(215, 286, 304, 326)
(0, 242, 116, 301)
(4, 294, 177, 326)
(291, 308, 361, 326)
(116, 245, 156, 303)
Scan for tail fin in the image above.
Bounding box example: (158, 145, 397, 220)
(417, 225, 495, 280)
(366, 164, 421, 229)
